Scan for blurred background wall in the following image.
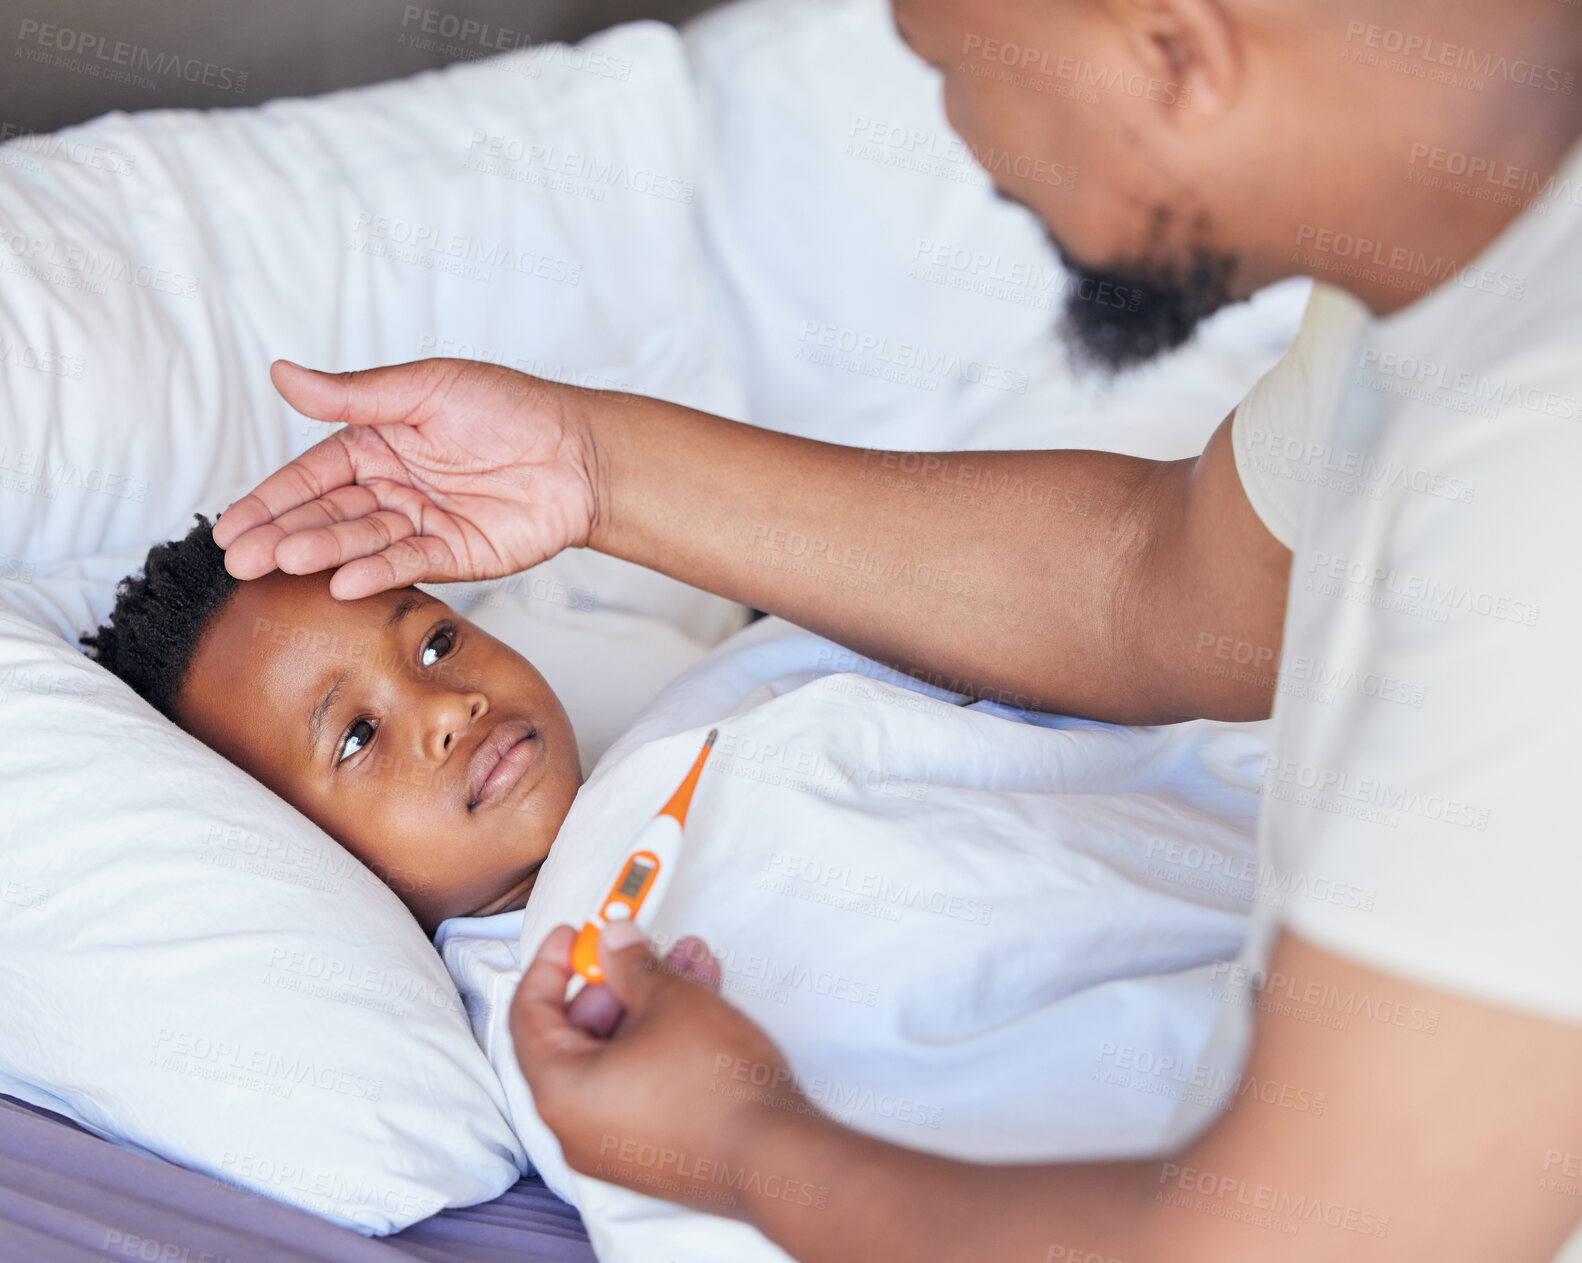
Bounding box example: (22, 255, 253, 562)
(1, 0, 724, 136)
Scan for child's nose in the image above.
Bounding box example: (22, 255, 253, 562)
(427, 691, 489, 762)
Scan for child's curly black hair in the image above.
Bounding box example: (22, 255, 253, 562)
(79, 514, 241, 722)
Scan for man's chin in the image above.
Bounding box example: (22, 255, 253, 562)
(1049, 236, 1240, 376)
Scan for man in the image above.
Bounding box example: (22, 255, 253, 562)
(213, 0, 1582, 1257)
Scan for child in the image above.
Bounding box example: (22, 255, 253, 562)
(81, 514, 584, 935)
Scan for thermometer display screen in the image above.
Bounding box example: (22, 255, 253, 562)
(619, 860, 654, 899)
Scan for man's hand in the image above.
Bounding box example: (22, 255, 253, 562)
(563, 931, 725, 1038)
(512, 922, 803, 1214)
(213, 359, 603, 599)
(514, 927, 1582, 1263)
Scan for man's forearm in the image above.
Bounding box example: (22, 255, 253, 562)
(727, 934, 1582, 1263)
(584, 390, 1195, 722)
(732, 1106, 1157, 1263)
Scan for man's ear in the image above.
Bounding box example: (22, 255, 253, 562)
(1107, 0, 1243, 124)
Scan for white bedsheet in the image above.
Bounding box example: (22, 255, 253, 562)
(439, 617, 1266, 1263)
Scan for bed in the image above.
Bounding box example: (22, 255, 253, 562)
(0, 0, 1321, 1258)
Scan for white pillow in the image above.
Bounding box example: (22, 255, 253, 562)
(0, 594, 526, 1233)
(0, 19, 744, 644)
(0, 20, 748, 1234)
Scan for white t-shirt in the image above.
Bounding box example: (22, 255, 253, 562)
(1226, 138, 1582, 1027)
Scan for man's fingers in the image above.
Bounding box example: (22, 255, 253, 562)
(270, 358, 458, 429)
(270, 360, 356, 424)
(212, 437, 359, 551)
(324, 535, 459, 600)
(566, 983, 627, 1039)
(216, 520, 286, 581)
(595, 923, 672, 1015)
(274, 510, 416, 576)
(266, 483, 384, 537)
(561, 939, 721, 1041)
(218, 486, 388, 581)
(512, 926, 601, 1068)
(664, 937, 723, 993)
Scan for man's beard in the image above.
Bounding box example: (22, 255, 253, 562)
(1051, 232, 1239, 376)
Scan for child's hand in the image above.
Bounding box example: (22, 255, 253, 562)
(214, 358, 604, 600)
(513, 923, 805, 1215)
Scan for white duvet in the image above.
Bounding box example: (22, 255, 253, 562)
(440, 617, 1266, 1263)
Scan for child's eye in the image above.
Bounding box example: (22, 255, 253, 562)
(337, 718, 376, 764)
(421, 624, 457, 669)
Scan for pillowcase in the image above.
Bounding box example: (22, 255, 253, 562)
(0, 594, 525, 1233)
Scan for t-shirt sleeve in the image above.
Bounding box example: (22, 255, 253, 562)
(1230, 283, 1371, 550)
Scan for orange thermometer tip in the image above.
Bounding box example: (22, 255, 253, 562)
(658, 728, 719, 824)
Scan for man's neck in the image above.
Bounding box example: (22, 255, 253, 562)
(1265, 7, 1582, 315)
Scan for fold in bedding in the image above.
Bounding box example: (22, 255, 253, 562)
(435, 617, 1267, 1263)
(0, 1096, 593, 1263)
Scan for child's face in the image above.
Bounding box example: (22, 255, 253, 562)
(174, 572, 581, 933)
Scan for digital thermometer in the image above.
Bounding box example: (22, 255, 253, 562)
(568, 728, 718, 994)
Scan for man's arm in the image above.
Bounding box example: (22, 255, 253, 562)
(588, 394, 1288, 723)
(216, 360, 1285, 724)
(515, 927, 1582, 1263)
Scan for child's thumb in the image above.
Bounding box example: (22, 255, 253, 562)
(595, 922, 667, 1012)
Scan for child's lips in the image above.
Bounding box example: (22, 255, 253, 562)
(467, 719, 540, 809)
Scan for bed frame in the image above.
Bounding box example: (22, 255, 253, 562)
(0, 1096, 594, 1262)
(0, 0, 722, 135)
